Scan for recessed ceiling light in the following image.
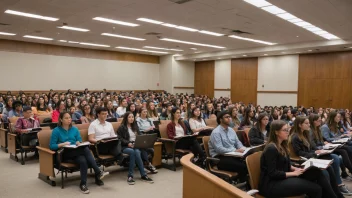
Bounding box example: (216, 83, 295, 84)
(0, 32, 16, 36)
(58, 40, 67, 42)
(199, 30, 224, 36)
(294, 21, 313, 27)
(296, 36, 299, 37)
(68, 41, 79, 44)
(116, 46, 168, 54)
(243, 0, 272, 7)
(261, 5, 286, 15)
(58, 26, 89, 32)
(288, 18, 303, 23)
(243, 55, 247, 57)
(101, 33, 145, 41)
(304, 26, 322, 32)
(276, 13, 297, 20)
(160, 38, 225, 49)
(93, 17, 139, 27)
(313, 30, 329, 35)
(137, 18, 163, 24)
(144, 46, 183, 51)
(174, 26, 198, 32)
(229, 35, 276, 45)
(23, 35, 53, 40)
(190, 48, 197, 50)
(161, 23, 177, 27)
(79, 42, 110, 47)
(5, 10, 59, 21)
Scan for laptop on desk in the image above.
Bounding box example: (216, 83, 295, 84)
(133, 133, 158, 149)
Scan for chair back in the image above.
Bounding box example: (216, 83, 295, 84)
(205, 118, 217, 128)
(8, 123, 16, 133)
(209, 114, 217, 120)
(38, 114, 52, 124)
(112, 122, 121, 133)
(80, 129, 89, 142)
(160, 120, 171, 125)
(159, 123, 173, 154)
(75, 123, 90, 130)
(288, 141, 301, 161)
(202, 136, 211, 158)
(9, 117, 19, 124)
(118, 118, 123, 122)
(37, 129, 53, 149)
(246, 151, 262, 190)
(244, 127, 251, 140)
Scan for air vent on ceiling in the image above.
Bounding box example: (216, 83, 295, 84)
(221, 27, 252, 35)
(145, 32, 162, 35)
(169, 0, 192, 4)
(0, 22, 10, 26)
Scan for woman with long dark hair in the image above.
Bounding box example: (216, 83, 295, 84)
(248, 113, 269, 146)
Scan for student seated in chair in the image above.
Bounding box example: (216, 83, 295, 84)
(15, 106, 40, 147)
(117, 111, 154, 185)
(167, 107, 205, 166)
(208, 110, 248, 183)
(8, 100, 23, 118)
(88, 107, 121, 161)
(259, 120, 341, 198)
(160, 103, 172, 120)
(248, 113, 269, 146)
(136, 107, 158, 174)
(49, 112, 109, 194)
(189, 107, 214, 135)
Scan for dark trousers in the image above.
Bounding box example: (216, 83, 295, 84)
(176, 136, 205, 159)
(63, 146, 101, 185)
(97, 140, 121, 160)
(335, 146, 352, 172)
(141, 148, 154, 164)
(217, 156, 248, 182)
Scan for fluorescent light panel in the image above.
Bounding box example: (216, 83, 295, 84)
(79, 42, 110, 47)
(5, 10, 58, 21)
(276, 13, 297, 20)
(262, 5, 286, 14)
(58, 40, 67, 42)
(93, 17, 139, 27)
(243, 0, 272, 7)
(117, 47, 168, 54)
(160, 38, 225, 49)
(101, 33, 145, 41)
(229, 35, 276, 45)
(199, 30, 224, 36)
(162, 23, 177, 27)
(68, 41, 79, 43)
(174, 26, 198, 32)
(23, 35, 53, 40)
(58, 26, 89, 32)
(137, 18, 163, 24)
(144, 46, 183, 51)
(0, 32, 16, 36)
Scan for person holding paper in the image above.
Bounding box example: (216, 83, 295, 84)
(166, 107, 205, 166)
(289, 116, 344, 197)
(259, 120, 340, 198)
(310, 113, 352, 186)
(189, 107, 213, 136)
(88, 107, 121, 162)
(248, 113, 269, 146)
(49, 112, 109, 194)
(208, 111, 248, 183)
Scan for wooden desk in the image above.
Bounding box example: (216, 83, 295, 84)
(0, 128, 8, 152)
(152, 142, 162, 167)
(8, 133, 18, 161)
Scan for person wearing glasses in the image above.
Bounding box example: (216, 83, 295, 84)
(208, 111, 248, 183)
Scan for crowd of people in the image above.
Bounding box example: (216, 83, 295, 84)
(1, 89, 352, 197)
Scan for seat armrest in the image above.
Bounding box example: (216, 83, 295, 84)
(36, 146, 55, 155)
(247, 189, 259, 196)
(206, 157, 220, 164)
(9, 133, 17, 137)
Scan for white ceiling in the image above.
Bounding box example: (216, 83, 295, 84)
(0, 0, 351, 59)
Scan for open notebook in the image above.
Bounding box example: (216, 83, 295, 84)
(332, 138, 350, 143)
(64, 141, 90, 149)
(224, 144, 264, 157)
(302, 158, 333, 171)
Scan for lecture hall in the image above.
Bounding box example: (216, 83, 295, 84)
(1, 0, 352, 197)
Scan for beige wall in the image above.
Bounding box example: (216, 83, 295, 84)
(214, 59, 231, 98)
(172, 58, 194, 94)
(0, 51, 159, 90)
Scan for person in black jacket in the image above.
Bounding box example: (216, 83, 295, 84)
(259, 120, 339, 198)
(289, 116, 344, 197)
(248, 113, 269, 146)
(117, 112, 154, 185)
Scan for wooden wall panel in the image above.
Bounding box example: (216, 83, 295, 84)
(194, 61, 215, 97)
(231, 58, 258, 105)
(298, 51, 352, 109)
(0, 39, 159, 64)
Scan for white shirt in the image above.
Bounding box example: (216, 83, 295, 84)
(175, 125, 185, 138)
(88, 119, 117, 141)
(189, 118, 206, 130)
(128, 127, 136, 142)
(116, 107, 126, 117)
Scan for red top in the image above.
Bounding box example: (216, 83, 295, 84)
(166, 121, 187, 139)
(51, 110, 60, 123)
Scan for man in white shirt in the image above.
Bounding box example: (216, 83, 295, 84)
(88, 107, 121, 160)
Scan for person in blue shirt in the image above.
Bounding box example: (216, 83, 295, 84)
(49, 112, 108, 194)
(8, 100, 23, 118)
(208, 110, 248, 182)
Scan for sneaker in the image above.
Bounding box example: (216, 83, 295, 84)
(98, 171, 109, 180)
(80, 184, 90, 194)
(95, 179, 104, 186)
(144, 168, 151, 174)
(127, 177, 135, 185)
(339, 185, 352, 196)
(141, 175, 154, 184)
(342, 175, 352, 182)
(146, 164, 158, 174)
